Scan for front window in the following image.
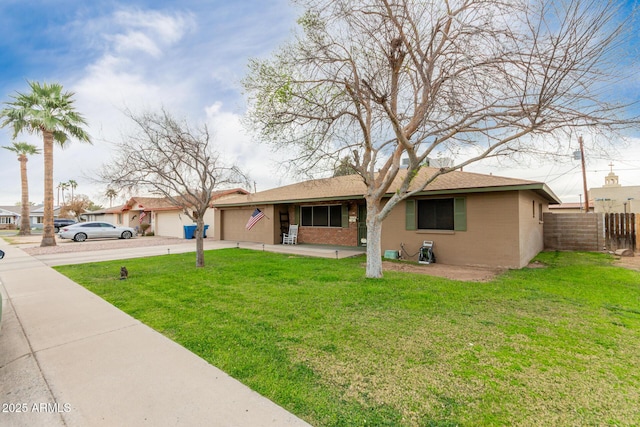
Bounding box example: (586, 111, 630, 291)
(417, 199, 454, 230)
(301, 205, 342, 227)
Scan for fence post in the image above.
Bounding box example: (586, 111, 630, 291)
(632, 213, 636, 252)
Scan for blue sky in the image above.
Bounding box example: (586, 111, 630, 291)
(1, 0, 639, 207)
(0, 0, 298, 205)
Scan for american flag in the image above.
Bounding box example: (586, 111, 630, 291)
(245, 208, 265, 230)
(139, 211, 147, 223)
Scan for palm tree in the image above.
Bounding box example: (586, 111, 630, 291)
(105, 188, 118, 207)
(68, 179, 78, 203)
(56, 182, 63, 206)
(0, 81, 91, 247)
(59, 181, 69, 205)
(3, 142, 41, 235)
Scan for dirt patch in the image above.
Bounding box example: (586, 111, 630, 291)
(613, 254, 640, 271)
(381, 260, 504, 282)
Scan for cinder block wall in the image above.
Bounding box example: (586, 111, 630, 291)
(543, 213, 604, 251)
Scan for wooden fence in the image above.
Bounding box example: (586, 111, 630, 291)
(604, 213, 636, 252)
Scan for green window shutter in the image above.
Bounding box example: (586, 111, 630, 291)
(454, 197, 467, 231)
(342, 204, 349, 228)
(406, 199, 416, 230)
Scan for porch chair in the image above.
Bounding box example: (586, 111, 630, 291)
(282, 224, 299, 245)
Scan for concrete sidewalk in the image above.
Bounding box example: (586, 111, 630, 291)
(0, 242, 312, 426)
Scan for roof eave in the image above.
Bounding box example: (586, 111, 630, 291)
(214, 194, 365, 207)
(215, 182, 561, 207)
(411, 183, 562, 204)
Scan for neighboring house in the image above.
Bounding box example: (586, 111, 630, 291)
(0, 205, 50, 230)
(213, 168, 561, 269)
(548, 202, 594, 213)
(87, 189, 249, 238)
(0, 206, 19, 230)
(83, 206, 123, 224)
(1, 204, 87, 230)
(589, 167, 640, 213)
(29, 205, 64, 228)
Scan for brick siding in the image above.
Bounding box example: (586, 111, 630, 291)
(292, 203, 359, 246)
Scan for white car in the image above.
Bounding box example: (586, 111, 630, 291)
(58, 221, 137, 242)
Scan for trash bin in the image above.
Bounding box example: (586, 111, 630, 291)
(183, 225, 197, 239)
(203, 225, 209, 238)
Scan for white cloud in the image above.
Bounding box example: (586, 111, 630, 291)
(0, 2, 298, 205)
(105, 9, 195, 58)
(204, 102, 292, 192)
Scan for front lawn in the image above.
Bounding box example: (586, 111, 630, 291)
(56, 250, 640, 426)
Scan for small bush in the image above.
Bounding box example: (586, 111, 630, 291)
(139, 223, 151, 236)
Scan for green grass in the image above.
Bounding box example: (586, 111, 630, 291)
(55, 250, 640, 426)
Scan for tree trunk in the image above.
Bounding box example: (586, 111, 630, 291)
(41, 131, 56, 247)
(365, 200, 384, 278)
(18, 155, 31, 236)
(195, 218, 205, 267)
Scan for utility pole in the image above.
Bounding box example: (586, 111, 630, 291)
(578, 135, 589, 212)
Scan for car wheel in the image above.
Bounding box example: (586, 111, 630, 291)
(74, 233, 87, 242)
(121, 231, 132, 239)
(54, 226, 60, 233)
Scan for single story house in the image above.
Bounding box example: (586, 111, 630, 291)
(29, 205, 64, 228)
(86, 189, 249, 238)
(83, 205, 124, 224)
(212, 168, 561, 269)
(0, 206, 19, 230)
(0, 205, 63, 230)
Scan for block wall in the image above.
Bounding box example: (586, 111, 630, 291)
(543, 213, 605, 251)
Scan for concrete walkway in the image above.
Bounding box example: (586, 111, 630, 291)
(29, 239, 365, 267)
(0, 241, 315, 426)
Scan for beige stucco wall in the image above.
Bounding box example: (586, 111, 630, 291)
(103, 213, 119, 225)
(216, 190, 550, 268)
(381, 192, 515, 268)
(154, 210, 215, 238)
(380, 191, 547, 269)
(517, 192, 548, 268)
(216, 205, 278, 244)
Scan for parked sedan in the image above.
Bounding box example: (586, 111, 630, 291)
(58, 222, 137, 242)
(54, 218, 77, 233)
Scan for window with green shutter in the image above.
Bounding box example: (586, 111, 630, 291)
(454, 197, 467, 231)
(408, 197, 467, 231)
(405, 199, 416, 230)
(342, 204, 349, 228)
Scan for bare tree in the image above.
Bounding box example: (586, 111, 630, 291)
(99, 109, 247, 267)
(243, 0, 639, 278)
